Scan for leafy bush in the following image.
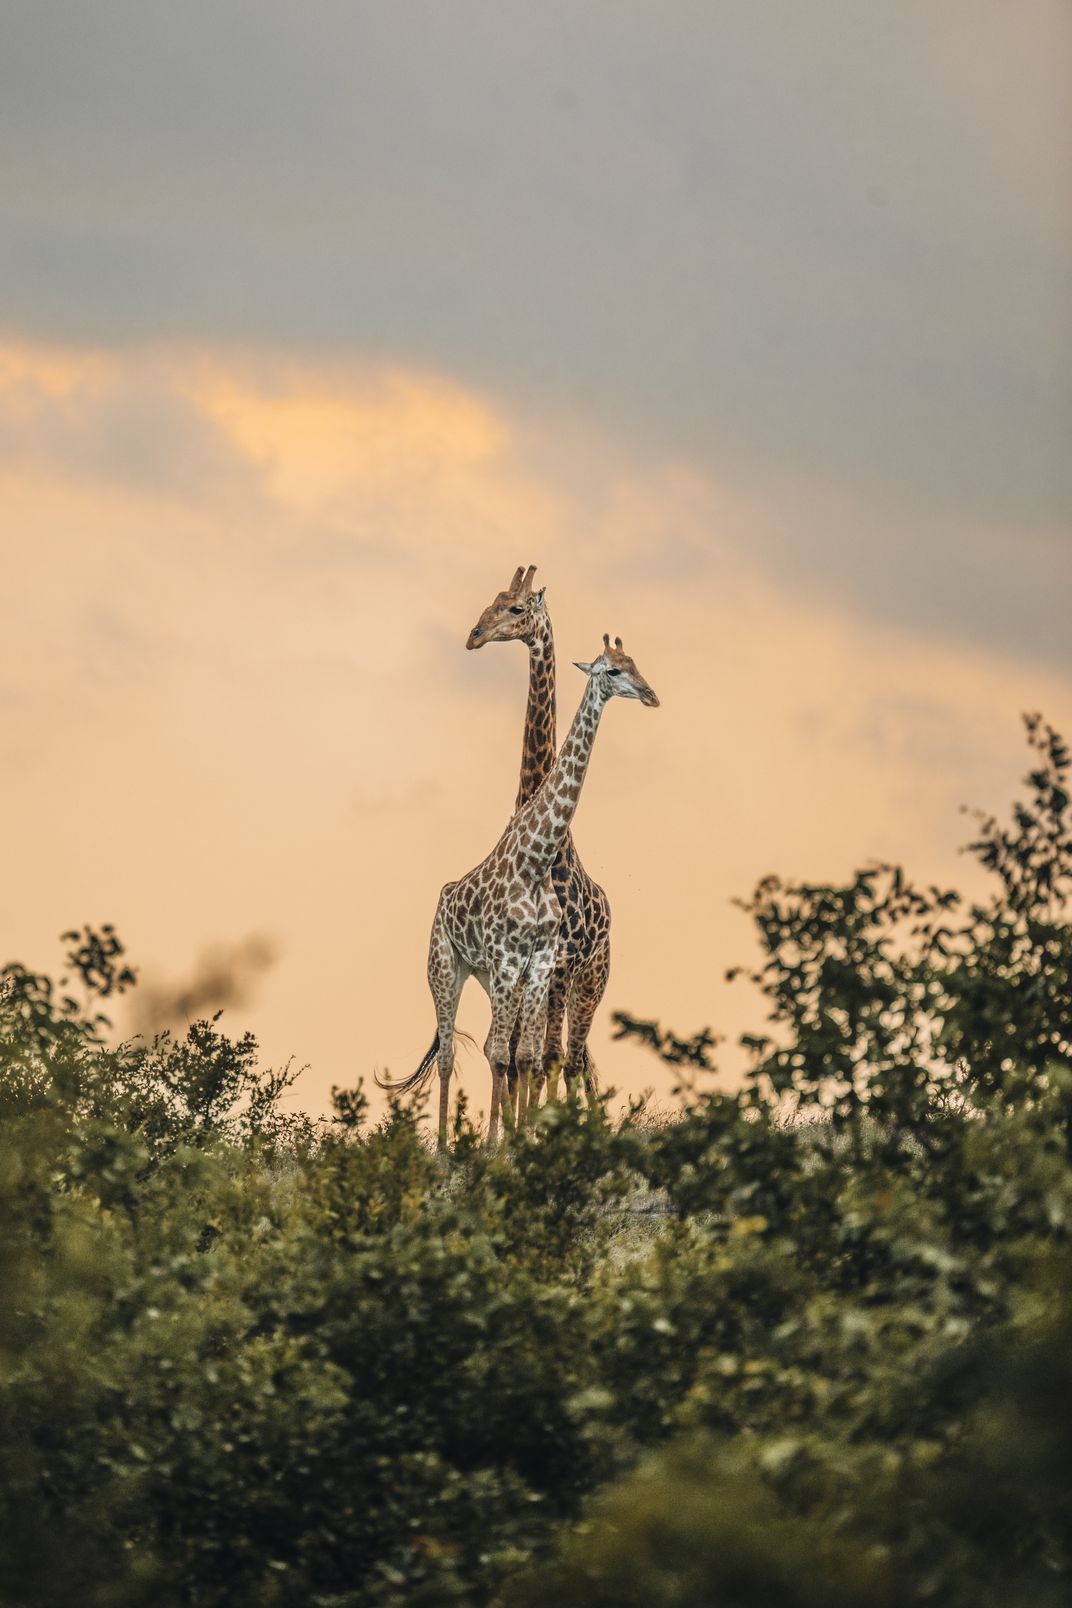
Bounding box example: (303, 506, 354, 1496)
(0, 717, 1069, 1607)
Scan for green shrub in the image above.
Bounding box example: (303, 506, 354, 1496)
(1, 718, 1069, 1607)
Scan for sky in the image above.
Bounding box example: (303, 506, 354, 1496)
(2, 2, 1070, 1122)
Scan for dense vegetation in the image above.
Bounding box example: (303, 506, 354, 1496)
(2, 716, 1070, 1607)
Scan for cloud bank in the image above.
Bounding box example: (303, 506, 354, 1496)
(1, 1, 1069, 664)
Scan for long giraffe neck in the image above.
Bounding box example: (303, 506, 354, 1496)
(506, 676, 608, 887)
(515, 610, 556, 812)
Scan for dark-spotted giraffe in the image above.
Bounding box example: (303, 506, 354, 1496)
(378, 634, 659, 1146)
(466, 565, 613, 1112)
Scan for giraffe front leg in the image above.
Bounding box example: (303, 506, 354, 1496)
(487, 1067, 505, 1143)
(541, 953, 569, 1107)
(484, 969, 524, 1145)
(502, 1073, 519, 1134)
(516, 940, 556, 1128)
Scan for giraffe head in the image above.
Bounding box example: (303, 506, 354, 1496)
(466, 564, 546, 650)
(574, 634, 660, 707)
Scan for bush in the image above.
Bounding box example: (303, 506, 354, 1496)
(1, 717, 1069, 1607)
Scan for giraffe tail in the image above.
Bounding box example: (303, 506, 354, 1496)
(374, 1030, 476, 1098)
(374, 1035, 440, 1096)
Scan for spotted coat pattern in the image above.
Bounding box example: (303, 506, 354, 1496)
(501, 597, 611, 1097)
(380, 629, 658, 1146)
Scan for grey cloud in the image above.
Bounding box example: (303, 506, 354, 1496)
(1, 0, 1069, 662)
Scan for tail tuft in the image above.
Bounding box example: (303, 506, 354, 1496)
(375, 1034, 439, 1097)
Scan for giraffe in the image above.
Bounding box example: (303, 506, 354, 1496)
(377, 634, 659, 1146)
(466, 565, 613, 1115)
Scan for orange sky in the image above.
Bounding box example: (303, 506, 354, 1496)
(3, 339, 1070, 1124)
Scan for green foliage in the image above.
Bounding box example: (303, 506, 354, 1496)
(713, 711, 1072, 1125)
(2, 719, 1071, 1607)
(513, 1254, 1072, 1608)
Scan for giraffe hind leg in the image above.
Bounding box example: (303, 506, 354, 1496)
(428, 918, 468, 1150)
(540, 954, 568, 1105)
(516, 942, 556, 1128)
(565, 940, 610, 1100)
(484, 969, 525, 1144)
(505, 1021, 522, 1125)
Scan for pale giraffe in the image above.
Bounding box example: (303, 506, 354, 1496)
(466, 565, 612, 1111)
(377, 635, 659, 1145)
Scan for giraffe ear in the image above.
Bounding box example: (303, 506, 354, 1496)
(529, 586, 546, 608)
(573, 661, 594, 676)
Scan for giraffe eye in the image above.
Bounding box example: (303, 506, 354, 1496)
(509, 606, 524, 615)
(607, 668, 621, 676)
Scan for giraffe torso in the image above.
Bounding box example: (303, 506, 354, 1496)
(438, 859, 561, 985)
(435, 677, 610, 993)
(551, 833, 611, 964)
